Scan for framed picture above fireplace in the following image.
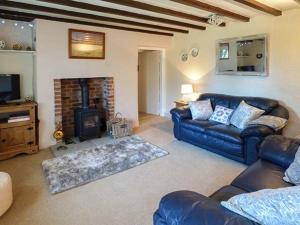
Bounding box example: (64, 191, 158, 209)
(68, 29, 105, 59)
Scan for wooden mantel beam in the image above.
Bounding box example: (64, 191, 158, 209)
(233, 0, 282, 16)
(0, 1, 189, 33)
(37, 0, 207, 29)
(170, 0, 250, 22)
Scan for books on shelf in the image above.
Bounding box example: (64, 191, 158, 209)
(8, 115, 30, 123)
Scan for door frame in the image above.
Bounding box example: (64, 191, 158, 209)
(137, 46, 166, 117)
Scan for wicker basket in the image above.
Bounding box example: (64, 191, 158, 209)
(107, 113, 133, 139)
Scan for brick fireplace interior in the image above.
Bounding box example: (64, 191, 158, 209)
(54, 77, 115, 139)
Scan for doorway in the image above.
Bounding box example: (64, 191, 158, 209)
(138, 49, 162, 121)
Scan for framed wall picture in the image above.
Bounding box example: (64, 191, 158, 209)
(69, 29, 105, 59)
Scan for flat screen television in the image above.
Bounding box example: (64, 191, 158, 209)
(0, 74, 21, 103)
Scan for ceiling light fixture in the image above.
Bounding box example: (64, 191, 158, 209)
(208, 14, 224, 26)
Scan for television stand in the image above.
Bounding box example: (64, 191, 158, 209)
(0, 102, 39, 160)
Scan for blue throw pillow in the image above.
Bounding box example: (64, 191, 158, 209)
(221, 186, 300, 225)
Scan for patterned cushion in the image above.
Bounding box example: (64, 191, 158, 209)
(248, 115, 287, 131)
(230, 101, 265, 129)
(209, 105, 234, 125)
(189, 100, 213, 120)
(221, 186, 300, 225)
(284, 146, 300, 185)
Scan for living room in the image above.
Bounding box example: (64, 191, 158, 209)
(0, 1, 299, 225)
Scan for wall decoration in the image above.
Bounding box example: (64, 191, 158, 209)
(216, 34, 268, 76)
(0, 40, 6, 50)
(69, 29, 105, 59)
(180, 52, 188, 62)
(12, 43, 23, 50)
(190, 48, 199, 57)
(256, 53, 263, 59)
(219, 43, 229, 60)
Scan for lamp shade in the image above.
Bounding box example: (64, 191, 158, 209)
(181, 84, 193, 94)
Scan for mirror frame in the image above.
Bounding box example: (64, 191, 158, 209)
(216, 34, 269, 76)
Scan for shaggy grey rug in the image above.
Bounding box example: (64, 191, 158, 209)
(42, 136, 169, 194)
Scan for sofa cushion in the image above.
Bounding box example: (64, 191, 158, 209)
(181, 119, 218, 133)
(231, 160, 292, 193)
(210, 185, 247, 202)
(209, 105, 234, 125)
(198, 93, 278, 114)
(154, 190, 258, 225)
(259, 135, 298, 169)
(221, 186, 300, 225)
(205, 124, 242, 144)
(230, 101, 265, 129)
(189, 100, 213, 120)
(284, 146, 300, 185)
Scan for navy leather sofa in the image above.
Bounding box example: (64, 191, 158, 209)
(171, 93, 289, 165)
(154, 135, 298, 225)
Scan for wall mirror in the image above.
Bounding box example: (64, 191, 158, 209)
(216, 34, 268, 76)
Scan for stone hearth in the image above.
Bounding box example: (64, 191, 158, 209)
(54, 77, 114, 138)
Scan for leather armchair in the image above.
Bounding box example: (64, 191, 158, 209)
(170, 93, 289, 165)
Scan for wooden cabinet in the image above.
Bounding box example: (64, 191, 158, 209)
(0, 102, 39, 160)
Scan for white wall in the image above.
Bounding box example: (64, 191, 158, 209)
(35, 19, 171, 148)
(166, 9, 300, 137)
(138, 50, 161, 115)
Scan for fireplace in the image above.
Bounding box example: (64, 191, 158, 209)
(74, 79, 101, 141)
(54, 77, 115, 142)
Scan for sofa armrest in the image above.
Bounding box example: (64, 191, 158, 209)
(259, 135, 299, 169)
(170, 108, 192, 121)
(241, 125, 274, 138)
(154, 191, 258, 225)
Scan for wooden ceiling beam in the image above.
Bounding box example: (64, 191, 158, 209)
(1, 1, 188, 33)
(0, 9, 174, 36)
(0, 13, 34, 22)
(37, 0, 206, 30)
(99, 0, 211, 24)
(233, 0, 282, 16)
(170, 0, 250, 22)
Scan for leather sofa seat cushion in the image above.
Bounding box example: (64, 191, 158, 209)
(205, 124, 242, 144)
(154, 190, 258, 225)
(181, 119, 218, 133)
(210, 185, 246, 202)
(231, 160, 292, 193)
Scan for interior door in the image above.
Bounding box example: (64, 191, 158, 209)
(138, 50, 161, 115)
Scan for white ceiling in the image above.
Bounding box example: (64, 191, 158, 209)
(1, 0, 300, 35)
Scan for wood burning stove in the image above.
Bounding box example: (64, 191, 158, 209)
(74, 79, 101, 142)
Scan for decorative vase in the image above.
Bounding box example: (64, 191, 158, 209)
(12, 43, 23, 50)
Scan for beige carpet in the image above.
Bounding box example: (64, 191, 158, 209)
(0, 116, 246, 225)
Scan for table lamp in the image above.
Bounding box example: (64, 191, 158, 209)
(181, 84, 193, 101)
